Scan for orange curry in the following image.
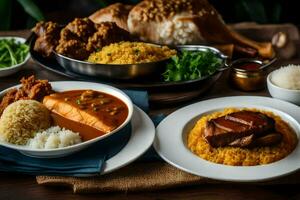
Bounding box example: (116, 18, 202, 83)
(43, 90, 128, 141)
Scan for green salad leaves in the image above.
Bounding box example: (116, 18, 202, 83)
(0, 38, 29, 68)
(163, 50, 222, 82)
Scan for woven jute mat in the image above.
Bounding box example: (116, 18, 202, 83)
(36, 162, 300, 193)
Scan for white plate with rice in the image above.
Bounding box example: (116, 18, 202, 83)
(0, 82, 155, 175)
(154, 96, 300, 182)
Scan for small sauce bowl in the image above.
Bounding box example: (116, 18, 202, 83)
(229, 58, 276, 91)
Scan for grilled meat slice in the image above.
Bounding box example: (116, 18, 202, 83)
(229, 134, 254, 147)
(253, 132, 282, 146)
(204, 117, 255, 147)
(228, 132, 282, 147)
(204, 111, 276, 147)
(224, 111, 275, 129)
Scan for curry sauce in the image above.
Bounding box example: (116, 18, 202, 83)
(43, 90, 128, 141)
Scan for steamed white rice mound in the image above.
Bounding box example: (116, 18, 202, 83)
(271, 65, 300, 90)
(27, 126, 82, 149)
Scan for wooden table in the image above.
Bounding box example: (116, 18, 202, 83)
(1, 30, 300, 200)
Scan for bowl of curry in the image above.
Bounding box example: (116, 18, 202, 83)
(43, 89, 132, 142)
(0, 79, 134, 158)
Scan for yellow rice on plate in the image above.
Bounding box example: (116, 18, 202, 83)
(187, 108, 298, 166)
(88, 41, 176, 64)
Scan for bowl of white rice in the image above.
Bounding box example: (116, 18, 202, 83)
(267, 64, 300, 105)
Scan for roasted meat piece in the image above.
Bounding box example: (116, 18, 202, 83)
(55, 19, 96, 60)
(32, 21, 61, 37)
(33, 18, 131, 60)
(89, 3, 133, 31)
(55, 28, 92, 60)
(0, 76, 53, 116)
(87, 22, 131, 52)
(56, 39, 91, 60)
(203, 111, 281, 148)
(65, 18, 96, 42)
(57, 19, 130, 60)
(128, 0, 273, 58)
(32, 21, 61, 58)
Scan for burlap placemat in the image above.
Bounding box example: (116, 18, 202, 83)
(36, 162, 300, 193)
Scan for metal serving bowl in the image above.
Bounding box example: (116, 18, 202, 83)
(54, 44, 229, 80)
(53, 43, 172, 80)
(229, 58, 277, 91)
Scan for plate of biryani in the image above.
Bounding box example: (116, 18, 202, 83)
(154, 96, 300, 182)
(0, 75, 155, 174)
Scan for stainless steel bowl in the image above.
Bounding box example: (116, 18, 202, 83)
(53, 44, 172, 80)
(54, 44, 229, 80)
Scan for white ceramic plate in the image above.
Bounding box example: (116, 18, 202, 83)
(103, 105, 155, 174)
(0, 82, 155, 162)
(154, 96, 300, 182)
(0, 81, 155, 174)
(0, 36, 30, 77)
(0, 82, 133, 158)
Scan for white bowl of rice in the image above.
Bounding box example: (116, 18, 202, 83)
(267, 64, 300, 105)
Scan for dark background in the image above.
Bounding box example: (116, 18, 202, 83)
(4, 0, 300, 30)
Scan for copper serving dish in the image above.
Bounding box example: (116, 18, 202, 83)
(229, 58, 277, 91)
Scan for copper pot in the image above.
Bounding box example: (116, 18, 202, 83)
(229, 58, 276, 91)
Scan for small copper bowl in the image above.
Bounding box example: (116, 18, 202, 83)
(229, 58, 276, 91)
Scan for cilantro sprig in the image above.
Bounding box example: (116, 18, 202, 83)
(163, 50, 222, 82)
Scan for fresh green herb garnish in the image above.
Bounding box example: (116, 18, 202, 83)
(0, 39, 29, 68)
(163, 50, 222, 82)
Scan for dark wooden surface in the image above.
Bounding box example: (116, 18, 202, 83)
(1, 30, 300, 200)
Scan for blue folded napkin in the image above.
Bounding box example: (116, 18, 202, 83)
(0, 90, 150, 177)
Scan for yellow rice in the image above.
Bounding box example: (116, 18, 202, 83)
(88, 41, 176, 64)
(187, 108, 298, 166)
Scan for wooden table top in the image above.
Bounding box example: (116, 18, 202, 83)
(0, 30, 300, 200)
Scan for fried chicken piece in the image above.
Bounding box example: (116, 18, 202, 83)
(56, 19, 130, 60)
(19, 76, 53, 101)
(32, 21, 61, 37)
(55, 18, 97, 60)
(87, 22, 131, 52)
(56, 38, 91, 60)
(0, 89, 18, 116)
(32, 21, 61, 58)
(0, 76, 53, 116)
(56, 28, 91, 60)
(65, 18, 96, 42)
